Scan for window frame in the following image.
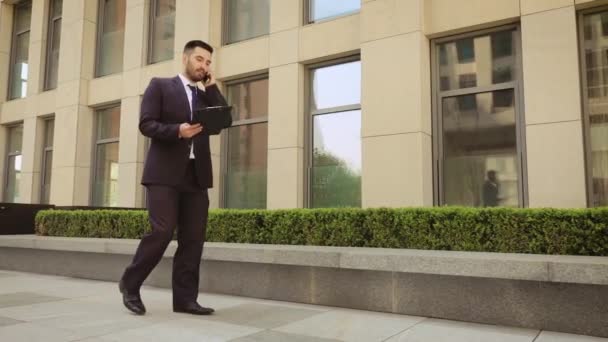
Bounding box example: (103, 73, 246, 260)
(146, 0, 175, 65)
(94, 0, 125, 77)
(3, 124, 24, 203)
(577, 5, 608, 207)
(43, 0, 62, 91)
(222, 0, 270, 46)
(90, 104, 121, 207)
(40, 116, 54, 204)
(220, 73, 269, 209)
(305, 55, 362, 208)
(305, 0, 361, 25)
(430, 24, 528, 207)
(7, 0, 32, 100)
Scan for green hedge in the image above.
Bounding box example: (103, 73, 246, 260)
(35, 207, 608, 256)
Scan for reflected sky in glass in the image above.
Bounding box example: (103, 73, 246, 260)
(311, 61, 361, 111)
(20, 63, 28, 97)
(20, 63, 28, 79)
(313, 110, 361, 173)
(310, 0, 360, 22)
(14, 155, 22, 172)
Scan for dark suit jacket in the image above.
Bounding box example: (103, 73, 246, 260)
(140, 76, 228, 188)
(482, 181, 499, 207)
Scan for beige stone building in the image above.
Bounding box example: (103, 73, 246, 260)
(0, 0, 606, 210)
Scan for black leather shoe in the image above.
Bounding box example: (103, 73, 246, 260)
(119, 280, 146, 315)
(173, 302, 214, 315)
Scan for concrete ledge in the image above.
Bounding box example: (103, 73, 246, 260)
(0, 235, 606, 285)
(0, 235, 607, 337)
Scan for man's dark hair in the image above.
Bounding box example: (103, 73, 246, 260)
(183, 40, 213, 55)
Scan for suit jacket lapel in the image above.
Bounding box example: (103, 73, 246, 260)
(172, 76, 191, 123)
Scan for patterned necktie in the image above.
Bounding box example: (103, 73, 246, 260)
(187, 84, 198, 122)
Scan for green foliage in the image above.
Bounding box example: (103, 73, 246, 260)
(311, 148, 361, 208)
(35, 207, 608, 256)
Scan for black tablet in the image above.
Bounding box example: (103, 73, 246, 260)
(192, 106, 233, 135)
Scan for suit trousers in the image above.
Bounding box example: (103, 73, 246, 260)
(121, 160, 209, 306)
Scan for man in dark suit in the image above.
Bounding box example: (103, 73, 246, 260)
(482, 170, 500, 207)
(119, 40, 228, 316)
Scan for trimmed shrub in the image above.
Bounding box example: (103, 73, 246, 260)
(35, 207, 608, 256)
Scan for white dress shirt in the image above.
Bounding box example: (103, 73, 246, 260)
(178, 73, 206, 159)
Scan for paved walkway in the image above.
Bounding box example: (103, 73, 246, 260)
(0, 270, 605, 342)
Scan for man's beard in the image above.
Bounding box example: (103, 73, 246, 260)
(186, 62, 205, 82)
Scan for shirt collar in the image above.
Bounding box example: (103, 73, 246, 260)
(178, 73, 195, 88)
(178, 73, 206, 92)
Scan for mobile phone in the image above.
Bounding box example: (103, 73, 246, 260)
(203, 72, 210, 84)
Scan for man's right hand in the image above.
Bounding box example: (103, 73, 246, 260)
(179, 123, 203, 138)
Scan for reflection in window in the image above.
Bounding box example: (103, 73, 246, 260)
(309, 60, 361, 208)
(148, 0, 175, 64)
(440, 76, 450, 91)
(44, 0, 62, 90)
(435, 28, 523, 207)
(311, 111, 361, 208)
(225, 78, 268, 209)
(9, 1, 31, 100)
(602, 12, 608, 36)
(491, 31, 513, 58)
(308, 0, 360, 23)
(41, 119, 55, 204)
(3, 125, 23, 202)
(459, 73, 477, 88)
(225, 124, 267, 209)
(582, 11, 608, 206)
(456, 39, 474, 63)
(96, 0, 126, 76)
(224, 0, 269, 44)
(438, 31, 516, 92)
(311, 61, 361, 111)
(457, 94, 477, 112)
(92, 106, 120, 206)
(439, 45, 448, 66)
(492, 89, 514, 109)
(492, 67, 512, 84)
(442, 90, 518, 207)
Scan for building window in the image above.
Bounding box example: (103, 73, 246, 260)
(458, 73, 477, 88)
(3, 125, 23, 203)
(44, 0, 62, 90)
(307, 0, 360, 23)
(456, 38, 475, 63)
(224, 0, 269, 45)
(308, 59, 361, 208)
(8, 1, 31, 100)
(40, 118, 54, 204)
(92, 106, 120, 207)
(580, 10, 608, 207)
(602, 12, 608, 37)
(148, 0, 175, 64)
(95, 0, 126, 77)
(433, 27, 524, 207)
(223, 77, 268, 209)
(439, 76, 450, 91)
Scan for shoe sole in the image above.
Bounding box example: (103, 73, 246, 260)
(173, 309, 214, 315)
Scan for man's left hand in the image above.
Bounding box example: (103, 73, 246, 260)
(204, 70, 216, 87)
